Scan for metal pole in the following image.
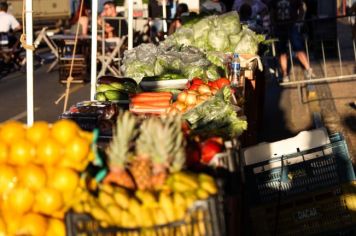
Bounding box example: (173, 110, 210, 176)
(337, 37, 343, 76)
(271, 41, 279, 78)
(304, 37, 310, 65)
(288, 40, 295, 81)
(128, 0, 133, 50)
(279, 74, 356, 86)
(90, 0, 98, 100)
(353, 39, 356, 63)
(26, 0, 34, 125)
(321, 40, 327, 77)
(162, 0, 168, 35)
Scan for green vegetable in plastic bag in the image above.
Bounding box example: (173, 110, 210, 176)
(218, 11, 241, 35)
(174, 28, 194, 46)
(208, 28, 229, 52)
(205, 65, 222, 81)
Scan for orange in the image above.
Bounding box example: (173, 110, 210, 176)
(18, 213, 48, 236)
(34, 188, 63, 216)
(51, 119, 79, 145)
(6, 187, 34, 214)
(64, 136, 90, 164)
(0, 164, 17, 195)
(0, 142, 8, 164)
(48, 167, 79, 193)
(0, 120, 25, 144)
(36, 137, 62, 166)
(0, 216, 5, 236)
(18, 164, 47, 191)
(9, 139, 36, 166)
(26, 121, 51, 144)
(46, 218, 65, 236)
(79, 130, 94, 143)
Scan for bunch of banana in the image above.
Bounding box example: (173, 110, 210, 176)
(95, 80, 137, 102)
(71, 171, 218, 234)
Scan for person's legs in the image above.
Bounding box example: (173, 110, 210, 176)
(290, 25, 316, 78)
(279, 53, 288, 77)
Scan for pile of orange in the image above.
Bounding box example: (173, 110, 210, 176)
(0, 119, 94, 236)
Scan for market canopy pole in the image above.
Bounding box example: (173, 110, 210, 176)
(25, 0, 34, 125)
(90, 0, 99, 100)
(128, 0, 133, 50)
(162, 0, 167, 34)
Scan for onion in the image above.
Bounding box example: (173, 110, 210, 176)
(173, 102, 186, 111)
(196, 97, 205, 105)
(187, 90, 199, 95)
(199, 95, 210, 101)
(185, 93, 197, 106)
(186, 105, 196, 111)
(198, 84, 211, 95)
(210, 88, 218, 95)
(177, 91, 187, 103)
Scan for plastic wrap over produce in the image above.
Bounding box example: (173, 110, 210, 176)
(122, 44, 222, 82)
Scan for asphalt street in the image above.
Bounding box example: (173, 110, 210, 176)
(0, 63, 91, 123)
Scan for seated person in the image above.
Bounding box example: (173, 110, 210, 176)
(99, 1, 128, 39)
(168, 3, 190, 35)
(0, 2, 21, 48)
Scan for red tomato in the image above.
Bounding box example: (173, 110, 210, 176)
(215, 78, 230, 89)
(209, 81, 219, 90)
(191, 78, 204, 85)
(200, 139, 223, 164)
(189, 84, 200, 91)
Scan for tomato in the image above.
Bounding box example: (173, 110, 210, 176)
(189, 84, 200, 91)
(200, 139, 223, 164)
(215, 78, 230, 89)
(208, 81, 219, 90)
(191, 78, 204, 85)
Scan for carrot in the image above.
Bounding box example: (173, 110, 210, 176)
(130, 107, 167, 115)
(130, 96, 172, 103)
(131, 92, 172, 98)
(131, 100, 171, 108)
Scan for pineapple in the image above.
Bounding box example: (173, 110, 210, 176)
(104, 111, 137, 189)
(149, 115, 187, 190)
(130, 118, 154, 190)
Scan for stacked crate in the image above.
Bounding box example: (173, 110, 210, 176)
(242, 129, 356, 235)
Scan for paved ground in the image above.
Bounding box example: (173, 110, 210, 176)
(259, 18, 356, 160)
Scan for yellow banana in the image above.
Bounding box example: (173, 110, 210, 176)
(173, 172, 199, 189)
(153, 208, 168, 225)
(200, 180, 218, 195)
(98, 191, 116, 208)
(172, 181, 192, 193)
(128, 198, 142, 216)
(106, 204, 122, 225)
(100, 183, 114, 194)
(173, 192, 187, 220)
(135, 190, 157, 207)
(198, 173, 215, 184)
(113, 189, 129, 210)
(183, 191, 198, 209)
(196, 188, 209, 200)
(159, 192, 175, 223)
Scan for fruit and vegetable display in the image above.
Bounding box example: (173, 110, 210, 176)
(0, 120, 94, 236)
(122, 11, 265, 82)
(68, 112, 219, 232)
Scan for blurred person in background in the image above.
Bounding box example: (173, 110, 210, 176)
(269, 0, 315, 82)
(168, 3, 189, 35)
(233, 0, 267, 19)
(100, 1, 128, 38)
(201, 0, 226, 14)
(70, 0, 90, 35)
(149, 0, 172, 41)
(0, 1, 21, 47)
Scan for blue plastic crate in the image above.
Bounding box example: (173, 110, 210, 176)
(244, 133, 355, 206)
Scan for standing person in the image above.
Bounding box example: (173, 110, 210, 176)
(233, 0, 267, 19)
(100, 1, 128, 38)
(201, 0, 227, 14)
(269, 0, 315, 82)
(0, 1, 21, 47)
(70, 0, 90, 35)
(148, 0, 172, 41)
(168, 3, 189, 35)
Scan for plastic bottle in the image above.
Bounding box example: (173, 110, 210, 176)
(230, 53, 240, 87)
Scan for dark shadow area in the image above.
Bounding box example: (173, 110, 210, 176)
(343, 115, 356, 133)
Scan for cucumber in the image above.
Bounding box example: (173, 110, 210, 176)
(104, 90, 129, 101)
(110, 82, 136, 93)
(96, 84, 116, 92)
(95, 92, 107, 101)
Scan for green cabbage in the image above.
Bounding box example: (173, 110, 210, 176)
(218, 11, 241, 35)
(208, 28, 229, 52)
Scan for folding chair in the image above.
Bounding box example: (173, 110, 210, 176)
(97, 36, 127, 77)
(0, 32, 24, 74)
